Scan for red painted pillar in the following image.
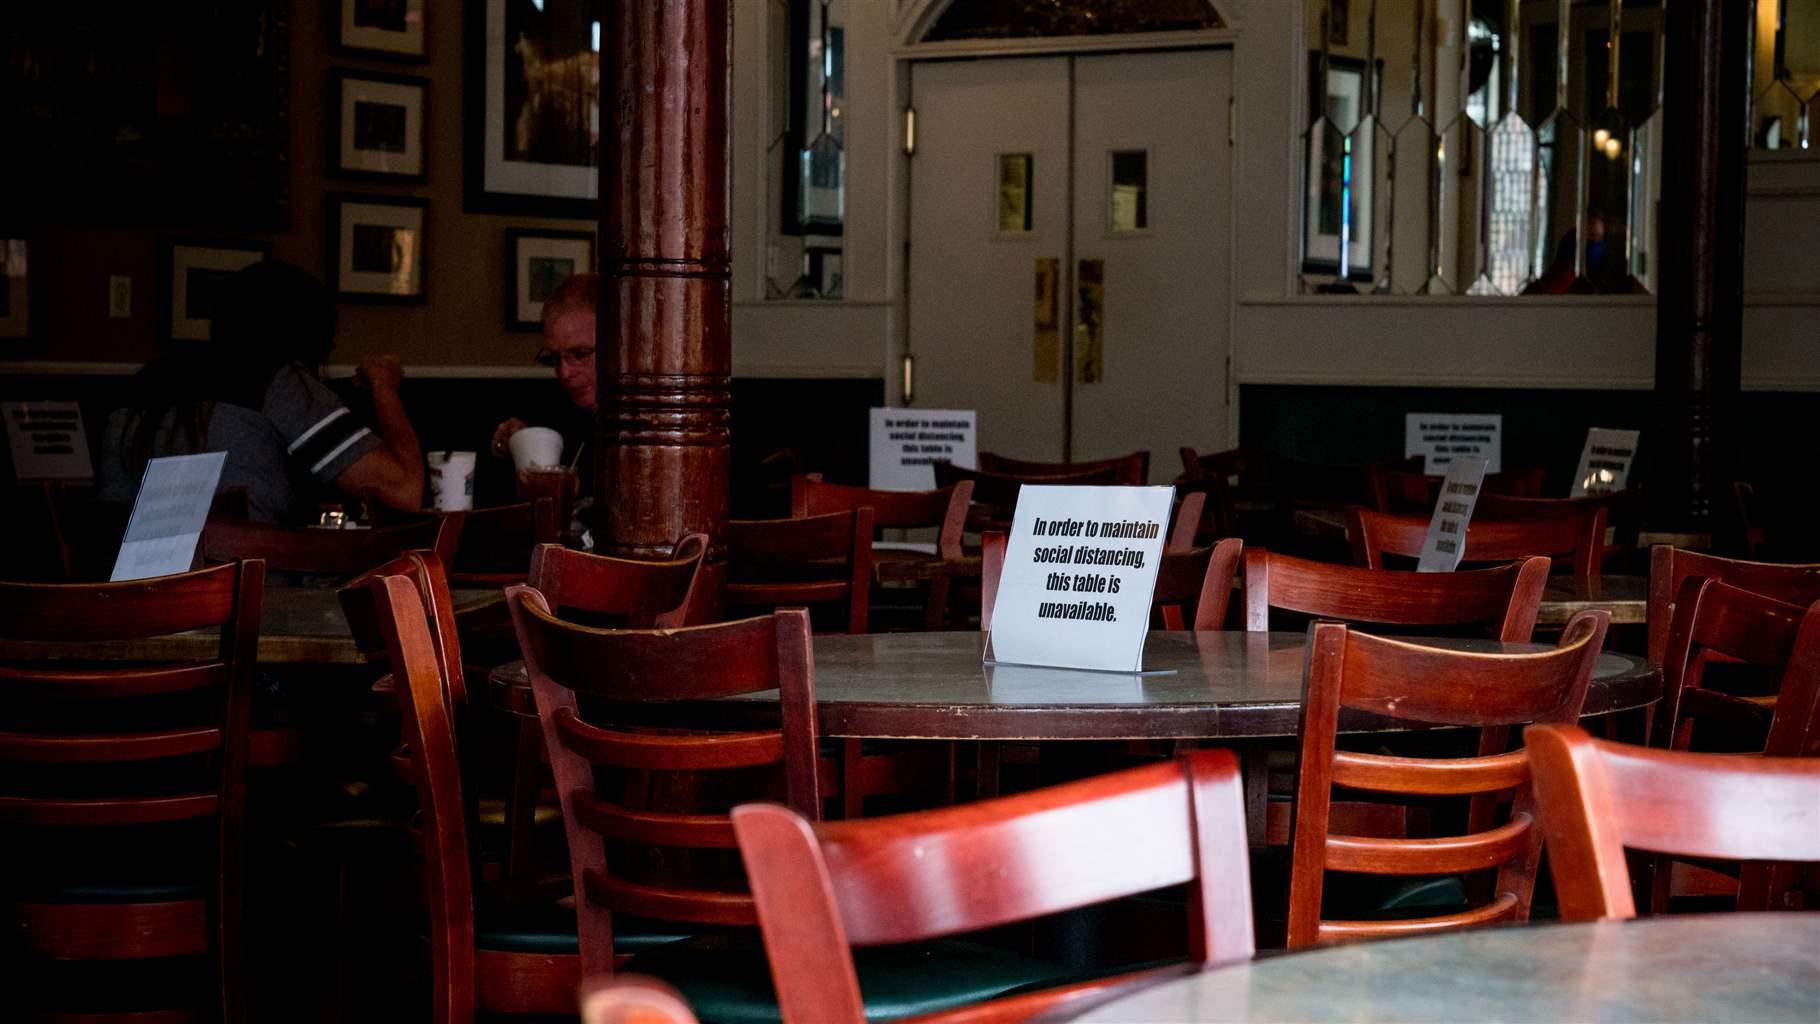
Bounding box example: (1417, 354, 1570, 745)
(595, 1, 733, 563)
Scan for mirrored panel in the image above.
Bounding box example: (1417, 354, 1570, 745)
(1108, 150, 1148, 232)
(999, 153, 1035, 232)
(1753, 0, 1819, 150)
(767, 0, 844, 300)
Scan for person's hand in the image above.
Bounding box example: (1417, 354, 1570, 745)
(355, 354, 405, 394)
(492, 418, 528, 459)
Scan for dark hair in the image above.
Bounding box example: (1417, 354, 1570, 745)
(123, 260, 337, 460)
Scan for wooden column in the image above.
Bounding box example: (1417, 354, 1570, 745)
(1652, 0, 1747, 531)
(596, 1, 732, 561)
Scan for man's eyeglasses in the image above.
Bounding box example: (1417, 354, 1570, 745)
(534, 345, 596, 369)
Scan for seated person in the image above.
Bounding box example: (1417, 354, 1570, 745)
(491, 271, 596, 532)
(98, 260, 423, 525)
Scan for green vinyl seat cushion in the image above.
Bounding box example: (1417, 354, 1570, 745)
(473, 903, 701, 957)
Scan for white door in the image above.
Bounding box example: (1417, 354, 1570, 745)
(908, 50, 1233, 479)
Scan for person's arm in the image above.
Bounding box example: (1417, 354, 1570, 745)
(333, 355, 424, 511)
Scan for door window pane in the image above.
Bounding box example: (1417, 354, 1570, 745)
(998, 154, 1034, 232)
(1109, 150, 1148, 232)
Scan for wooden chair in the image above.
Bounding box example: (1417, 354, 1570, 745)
(1243, 549, 1550, 642)
(202, 513, 459, 579)
(1176, 446, 1250, 538)
(978, 534, 1243, 632)
(1654, 577, 1820, 757)
(582, 976, 701, 1024)
(0, 561, 264, 1022)
(508, 590, 828, 1021)
(1286, 611, 1610, 947)
(1166, 491, 1207, 552)
(935, 462, 1124, 534)
(1647, 545, 1820, 665)
(1347, 506, 1606, 579)
(731, 748, 1255, 1024)
(791, 476, 973, 629)
(1527, 723, 1820, 920)
(448, 500, 560, 587)
(528, 536, 707, 629)
(1365, 465, 1547, 514)
(977, 449, 1150, 484)
(725, 509, 874, 635)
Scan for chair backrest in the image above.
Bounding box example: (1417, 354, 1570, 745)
(448, 500, 560, 586)
(527, 536, 707, 629)
(1366, 465, 1547, 514)
(507, 589, 823, 975)
(1654, 576, 1820, 758)
(791, 476, 972, 560)
(364, 573, 480, 1023)
(1287, 611, 1610, 947)
(1167, 491, 1207, 552)
(1648, 545, 1820, 665)
(202, 514, 459, 578)
(1527, 723, 1820, 920)
(0, 561, 264, 1017)
(1733, 481, 1770, 558)
(934, 462, 1124, 533)
(1243, 548, 1549, 642)
(340, 551, 468, 706)
(725, 510, 873, 634)
(977, 449, 1150, 485)
(731, 749, 1253, 1024)
(1348, 506, 1605, 579)
(977, 534, 1241, 633)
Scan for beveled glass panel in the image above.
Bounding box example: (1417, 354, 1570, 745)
(1753, 79, 1811, 150)
(1585, 105, 1632, 293)
(1302, 117, 1372, 282)
(1362, 115, 1395, 292)
(1484, 114, 1538, 295)
(1627, 108, 1662, 293)
(1109, 150, 1147, 232)
(1432, 115, 1487, 295)
(998, 153, 1034, 233)
(923, 0, 1222, 41)
(1389, 115, 1436, 295)
(1532, 108, 1587, 292)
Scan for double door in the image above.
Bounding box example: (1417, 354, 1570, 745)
(907, 49, 1233, 480)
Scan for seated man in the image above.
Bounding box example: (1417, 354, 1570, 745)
(491, 271, 596, 528)
(99, 260, 424, 524)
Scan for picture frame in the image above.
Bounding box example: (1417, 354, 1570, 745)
(337, 0, 427, 60)
(0, 239, 27, 340)
(330, 70, 429, 182)
(164, 240, 270, 342)
(331, 195, 428, 303)
(465, 0, 600, 217)
(1302, 54, 1378, 281)
(506, 229, 594, 329)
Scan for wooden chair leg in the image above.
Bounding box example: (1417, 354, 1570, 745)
(841, 739, 865, 819)
(976, 742, 1001, 799)
(504, 717, 544, 903)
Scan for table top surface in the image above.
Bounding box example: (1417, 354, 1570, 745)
(1070, 913, 1820, 1024)
(491, 630, 1657, 741)
(0, 586, 503, 665)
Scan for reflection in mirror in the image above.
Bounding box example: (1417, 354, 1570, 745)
(1300, 0, 1670, 297)
(1752, 0, 1818, 150)
(1109, 150, 1148, 232)
(999, 154, 1034, 232)
(767, 0, 844, 300)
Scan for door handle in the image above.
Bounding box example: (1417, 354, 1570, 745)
(1076, 259, 1104, 384)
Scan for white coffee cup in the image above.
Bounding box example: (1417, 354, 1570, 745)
(426, 450, 477, 511)
(508, 426, 565, 472)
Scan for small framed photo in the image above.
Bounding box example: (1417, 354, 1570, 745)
(165, 240, 270, 341)
(506, 230, 594, 329)
(338, 0, 427, 60)
(331, 195, 427, 302)
(0, 239, 27, 340)
(331, 71, 428, 181)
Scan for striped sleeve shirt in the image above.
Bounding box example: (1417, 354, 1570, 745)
(264, 364, 382, 484)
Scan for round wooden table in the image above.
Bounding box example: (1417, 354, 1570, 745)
(1067, 913, 1820, 1023)
(488, 630, 1657, 741)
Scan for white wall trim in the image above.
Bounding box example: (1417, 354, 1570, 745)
(1237, 370, 1654, 391)
(891, 29, 1239, 61)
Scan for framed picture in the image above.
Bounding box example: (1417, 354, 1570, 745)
(330, 71, 429, 181)
(0, 239, 27, 340)
(337, 0, 427, 59)
(506, 230, 594, 329)
(1328, 0, 1350, 47)
(466, 0, 600, 216)
(331, 195, 427, 302)
(1302, 55, 1378, 281)
(164, 240, 269, 341)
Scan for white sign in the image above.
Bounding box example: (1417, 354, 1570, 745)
(869, 408, 977, 491)
(1417, 457, 1488, 573)
(4, 401, 94, 481)
(111, 452, 227, 582)
(987, 485, 1173, 673)
(1572, 428, 1640, 497)
(1405, 413, 1503, 474)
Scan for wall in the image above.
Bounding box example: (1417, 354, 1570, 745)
(8, 0, 591, 373)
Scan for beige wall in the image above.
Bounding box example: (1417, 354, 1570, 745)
(17, 0, 593, 371)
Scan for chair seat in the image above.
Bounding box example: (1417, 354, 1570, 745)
(628, 935, 1075, 1024)
(23, 878, 208, 904)
(473, 903, 704, 957)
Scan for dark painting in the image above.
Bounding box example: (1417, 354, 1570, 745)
(501, 0, 598, 167)
(355, 0, 408, 32)
(354, 101, 409, 153)
(352, 225, 404, 274)
(528, 257, 575, 301)
(0, 2, 290, 229)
